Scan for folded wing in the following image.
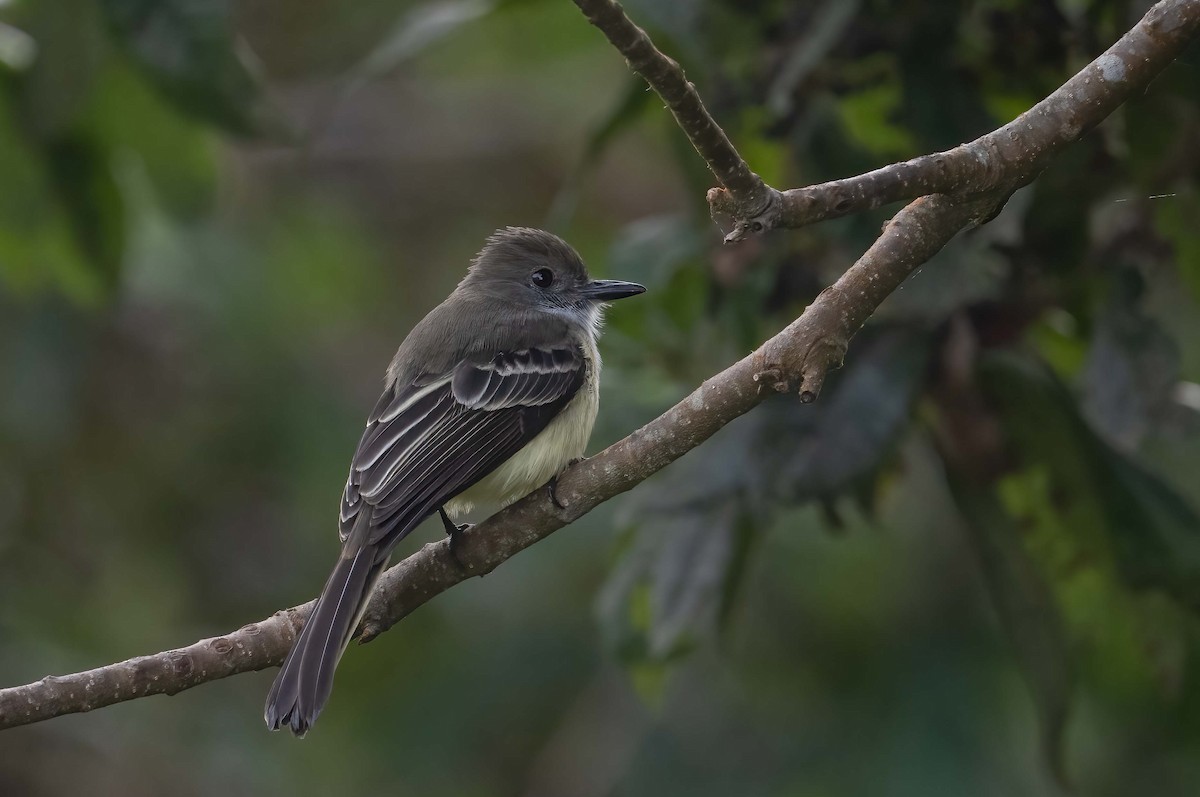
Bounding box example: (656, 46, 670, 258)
(339, 344, 587, 553)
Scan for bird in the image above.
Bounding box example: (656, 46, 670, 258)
(264, 227, 645, 735)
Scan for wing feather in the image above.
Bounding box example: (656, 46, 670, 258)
(338, 344, 587, 551)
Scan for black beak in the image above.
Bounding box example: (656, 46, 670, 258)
(581, 279, 646, 301)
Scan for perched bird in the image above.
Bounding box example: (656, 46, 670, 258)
(264, 227, 645, 735)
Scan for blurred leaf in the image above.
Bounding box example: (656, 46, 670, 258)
(981, 351, 1200, 610)
(729, 109, 790, 187)
(1101, 451, 1200, 610)
(600, 328, 929, 674)
(42, 133, 126, 295)
(765, 0, 860, 118)
(1155, 191, 1200, 302)
(629, 657, 670, 708)
(837, 81, 916, 158)
(1028, 309, 1088, 377)
(1081, 270, 1180, 450)
(1019, 143, 1098, 278)
(580, 76, 655, 165)
(876, 245, 1009, 323)
(948, 478, 1073, 786)
(15, 0, 105, 137)
(0, 22, 36, 72)
(648, 502, 748, 656)
(0, 95, 111, 301)
(608, 214, 704, 292)
(99, 0, 284, 138)
(0, 0, 127, 298)
(621, 0, 703, 58)
(776, 328, 931, 502)
(602, 214, 709, 365)
(349, 0, 495, 87)
(981, 89, 1039, 126)
(599, 500, 755, 666)
(998, 466, 1193, 709)
(546, 77, 654, 229)
(874, 187, 1024, 324)
(89, 62, 218, 218)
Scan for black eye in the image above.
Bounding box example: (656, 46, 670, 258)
(531, 268, 554, 288)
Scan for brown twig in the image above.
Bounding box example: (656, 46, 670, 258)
(571, 0, 780, 240)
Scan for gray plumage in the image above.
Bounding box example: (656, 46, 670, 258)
(264, 227, 644, 736)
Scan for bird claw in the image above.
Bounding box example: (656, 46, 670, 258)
(438, 507, 472, 570)
(547, 458, 584, 510)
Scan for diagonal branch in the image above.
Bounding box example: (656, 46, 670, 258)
(1, 0, 1197, 733)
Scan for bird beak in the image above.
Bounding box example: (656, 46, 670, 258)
(581, 279, 646, 301)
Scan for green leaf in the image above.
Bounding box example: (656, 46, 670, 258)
(580, 80, 653, 164)
(545, 77, 654, 229)
(836, 82, 916, 158)
(99, 0, 285, 139)
(765, 0, 860, 118)
(1155, 190, 1200, 302)
(1101, 452, 1200, 610)
(348, 0, 496, 87)
(599, 327, 930, 677)
(875, 183, 1018, 323)
(41, 132, 126, 295)
(947, 478, 1073, 787)
(980, 351, 1200, 610)
(598, 500, 755, 667)
(600, 214, 709, 366)
(1080, 269, 1180, 449)
(89, 62, 218, 218)
(775, 328, 931, 502)
(13, 0, 106, 138)
(607, 214, 704, 293)
(0, 91, 115, 301)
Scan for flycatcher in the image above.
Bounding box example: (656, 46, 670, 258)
(264, 227, 645, 735)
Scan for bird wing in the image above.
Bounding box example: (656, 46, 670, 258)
(338, 344, 587, 553)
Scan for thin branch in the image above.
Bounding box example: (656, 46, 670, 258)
(571, 0, 778, 228)
(707, 0, 1200, 235)
(2, 0, 1197, 732)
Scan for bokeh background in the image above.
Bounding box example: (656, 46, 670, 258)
(1, 0, 1199, 795)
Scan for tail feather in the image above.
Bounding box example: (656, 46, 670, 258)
(264, 546, 386, 736)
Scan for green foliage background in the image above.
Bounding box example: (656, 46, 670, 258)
(1, 0, 1199, 794)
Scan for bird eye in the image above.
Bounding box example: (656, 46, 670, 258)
(531, 268, 554, 288)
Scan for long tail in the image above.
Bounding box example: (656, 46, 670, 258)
(264, 537, 387, 736)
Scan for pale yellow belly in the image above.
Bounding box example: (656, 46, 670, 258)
(443, 358, 599, 517)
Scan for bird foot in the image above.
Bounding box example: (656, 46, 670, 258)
(438, 507, 472, 570)
(547, 458, 585, 510)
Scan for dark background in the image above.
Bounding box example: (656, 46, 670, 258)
(1, 0, 1199, 794)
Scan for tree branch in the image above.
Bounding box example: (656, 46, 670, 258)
(571, 0, 779, 232)
(2, 0, 1197, 732)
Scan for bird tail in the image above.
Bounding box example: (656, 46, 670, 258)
(264, 535, 387, 737)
